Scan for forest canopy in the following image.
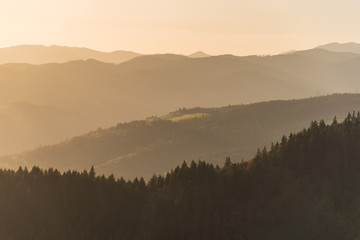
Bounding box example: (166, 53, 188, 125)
(1, 113, 360, 239)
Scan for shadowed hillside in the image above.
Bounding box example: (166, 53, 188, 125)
(2, 94, 360, 179)
(1, 113, 360, 239)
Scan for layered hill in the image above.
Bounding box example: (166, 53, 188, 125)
(2, 94, 360, 179)
(1, 111, 360, 239)
(0, 54, 311, 110)
(3, 45, 360, 156)
(0, 53, 312, 155)
(0, 45, 140, 64)
(4, 46, 360, 118)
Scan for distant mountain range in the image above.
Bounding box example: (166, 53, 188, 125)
(0, 52, 314, 155)
(2, 94, 360, 179)
(1, 42, 360, 65)
(0, 45, 212, 64)
(2, 43, 360, 157)
(0, 45, 141, 64)
(316, 42, 360, 54)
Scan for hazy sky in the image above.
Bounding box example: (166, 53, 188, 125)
(1, 0, 360, 55)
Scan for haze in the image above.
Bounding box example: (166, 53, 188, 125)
(2, 0, 360, 55)
(3, 1, 360, 239)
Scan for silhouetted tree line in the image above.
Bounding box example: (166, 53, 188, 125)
(3, 113, 360, 239)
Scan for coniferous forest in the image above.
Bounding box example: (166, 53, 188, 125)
(1, 113, 360, 239)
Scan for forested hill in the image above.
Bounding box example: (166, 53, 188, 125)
(2, 94, 360, 179)
(2, 113, 360, 239)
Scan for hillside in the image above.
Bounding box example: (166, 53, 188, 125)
(0, 53, 312, 155)
(1, 113, 360, 239)
(4, 47, 360, 117)
(3, 46, 360, 156)
(2, 94, 360, 179)
(0, 45, 140, 64)
(0, 54, 311, 111)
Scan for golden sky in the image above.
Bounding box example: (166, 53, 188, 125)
(1, 0, 360, 55)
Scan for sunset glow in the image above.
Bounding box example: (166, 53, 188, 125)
(2, 0, 360, 55)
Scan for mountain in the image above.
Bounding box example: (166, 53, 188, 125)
(0, 45, 141, 64)
(0, 55, 311, 111)
(2, 94, 360, 179)
(1, 113, 360, 239)
(243, 48, 360, 93)
(0, 54, 314, 155)
(291, 48, 360, 62)
(317, 42, 360, 54)
(188, 51, 210, 58)
(3, 46, 360, 156)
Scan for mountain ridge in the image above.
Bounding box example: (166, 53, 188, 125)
(0, 45, 141, 64)
(2, 46, 360, 157)
(2, 94, 360, 179)
(316, 42, 360, 54)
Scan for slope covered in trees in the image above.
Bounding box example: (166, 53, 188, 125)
(2, 94, 360, 179)
(2, 113, 360, 239)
